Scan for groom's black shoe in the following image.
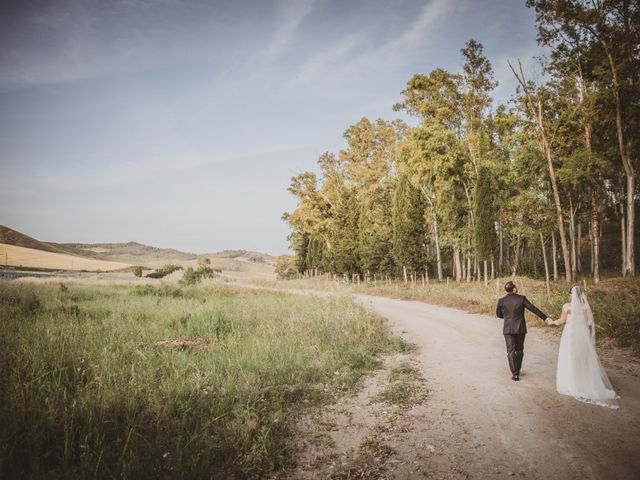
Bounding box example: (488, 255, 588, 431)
(511, 374, 520, 381)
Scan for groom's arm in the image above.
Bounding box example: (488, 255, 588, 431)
(523, 297, 548, 321)
(496, 299, 504, 318)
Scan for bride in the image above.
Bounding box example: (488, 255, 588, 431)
(551, 286, 620, 409)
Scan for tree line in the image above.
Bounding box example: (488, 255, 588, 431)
(283, 0, 639, 285)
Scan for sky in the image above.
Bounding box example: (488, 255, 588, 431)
(0, 0, 543, 255)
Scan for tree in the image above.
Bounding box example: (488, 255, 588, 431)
(527, 0, 639, 276)
(392, 174, 427, 277)
(275, 255, 297, 279)
(475, 166, 497, 285)
(509, 60, 574, 282)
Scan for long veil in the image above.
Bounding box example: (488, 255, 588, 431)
(571, 286, 596, 345)
(562, 286, 619, 408)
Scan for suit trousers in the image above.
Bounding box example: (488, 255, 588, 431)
(504, 334, 526, 375)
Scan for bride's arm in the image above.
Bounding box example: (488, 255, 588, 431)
(586, 306, 594, 327)
(554, 304, 570, 326)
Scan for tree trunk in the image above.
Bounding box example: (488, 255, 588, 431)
(540, 232, 551, 301)
(620, 201, 626, 276)
(591, 192, 600, 284)
(403, 265, 408, 284)
(454, 247, 462, 282)
(552, 232, 558, 281)
(498, 224, 503, 275)
(589, 222, 594, 273)
(512, 235, 520, 277)
(490, 257, 495, 280)
(569, 199, 577, 282)
(432, 215, 443, 281)
(483, 259, 488, 287)
(577, 222, 582, 274)
(604, 47, 635, 276)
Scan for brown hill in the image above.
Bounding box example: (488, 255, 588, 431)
(204, 249, 276, 265)
(1, 225, 275, 272)
(65, 241, 198, 264)
(0, 225, 101, 259)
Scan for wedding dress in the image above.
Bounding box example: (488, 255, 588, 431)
(556, 286, 620, 409)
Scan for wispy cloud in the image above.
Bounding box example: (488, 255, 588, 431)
(263, 0, 316, 60)
(0, 1, 230, 91)
(286, 0, 465, 90)
(286, 33, 363, 87)
(376, 0, 459, 59)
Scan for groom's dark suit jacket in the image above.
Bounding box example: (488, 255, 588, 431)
(496, 293, 548, 334)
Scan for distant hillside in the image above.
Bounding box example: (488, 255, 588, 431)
(66, 242, 198, 263)
(0, 226, 196, 268)
(0, 225, 101, 259)
(205, 249, 276, 265)
(0, 243, 131, 271)
(1, 224, 275, 274)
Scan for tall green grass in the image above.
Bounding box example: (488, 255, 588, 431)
(255, 275, 640, 354)
(0, 282, 406, 479)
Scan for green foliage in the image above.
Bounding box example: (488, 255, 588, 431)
(358, 191, 396, 276)
(475, 166, 497, 260)
(132, 284, 184, 297)
(283, 23, 639, 281)
(179, 266, 215, 286)
(328, 188, 361, 275)
(145, 264, 183, 279)
(275, 255, 297, 279)
(392, 174, 427, 273)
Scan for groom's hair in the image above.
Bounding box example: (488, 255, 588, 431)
(505, 281, 516, 293)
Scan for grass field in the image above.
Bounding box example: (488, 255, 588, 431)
(0, 243, 131, 271)
(0, 281, 408, 479)
(253, 275, 640, 355)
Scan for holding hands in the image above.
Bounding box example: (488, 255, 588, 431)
(545, 317, 558, 326)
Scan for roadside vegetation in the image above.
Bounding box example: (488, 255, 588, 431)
(0, 281, 408, 479)
(253, 275, 640, 355)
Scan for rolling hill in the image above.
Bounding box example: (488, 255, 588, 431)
(0, 225, 275, 276)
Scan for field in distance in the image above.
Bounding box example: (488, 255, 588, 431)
(0, 225, 276, 277)
(0, 243, 131, 272)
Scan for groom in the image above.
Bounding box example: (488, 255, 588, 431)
(496, 281, 554, 381)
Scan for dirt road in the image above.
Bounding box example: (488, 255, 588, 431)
(349, 294, 640, 479)
(229, 282, 640, 478)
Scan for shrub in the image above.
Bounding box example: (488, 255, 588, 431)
(179, 266, 215, 286)
(197, 257, 211, 266)
(275, 255, 297, 279)
(145, 264, 183, 279)
(132, 284, 183, 297)
(132, 266, 143, 277)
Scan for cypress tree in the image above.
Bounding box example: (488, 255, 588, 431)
(392, 175, 427, 274)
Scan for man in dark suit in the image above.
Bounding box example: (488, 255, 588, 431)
(496, 281, 553, 381)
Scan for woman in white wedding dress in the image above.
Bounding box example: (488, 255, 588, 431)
(551, 286, 620, 409)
